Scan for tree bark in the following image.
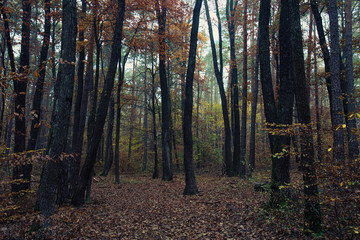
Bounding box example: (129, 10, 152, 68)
(204, 0, 232, 176)
(239, 0, 248, 178)
(25, 0, 51, 189)
(36, 0, 77, 216)
(227, 0, 240, 175)
(249, 45, 259, 176)
(289, 0, 322, 233)
(11, 0, 31, 192)
(183, 0, 202, 195)
(101, 96, 114, 176)
(157, 0, 172, 181)
(72, 0, 125, 206)
(258, 0, 277, 175)
(328, 0, 345, 162)
(342, 0, 359, 161)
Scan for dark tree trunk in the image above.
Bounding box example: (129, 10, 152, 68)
(183, 0, 202, 195)
(204, 0, 232, 176)
(258, 0, 277, 171)
(157, 0, 172, 181)
(87, 10, 101, 153)
(289, 0, 322, 233)
(101, 96, 115, 176)
(69, 19, 95, 196)
(12, 0, 31, 192)
(151, 54, 159, 179)
(310, 0, 333, 118)
(249, 46, 259, 176)
(142, 50, 149, 171)
(274, 0, 294, 186)
(239, 0, 248, 178)
(114, 51, 128, 183)
(36, 0, 77, 216)
(314, 33, 323, 163)
(342, 0, 359, 161)
(127, 56, 136, 164)
(71, 0, 125, 206)
(227, 0, 240, 175)
(70, 0, 86, 195)
(25, 0, 51, 189)
(328, 0, 345, 162)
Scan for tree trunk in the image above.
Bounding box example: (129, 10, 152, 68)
(36, 0, 77, 216)
(151, 53, 159, 179)
(183, 0, 202, 195)
(328, 0, 345, 162)
(275, 0, 294, 185)
(249, 45, 259, 177)
(101, 96, 115, 176)
(227, 0, 240, 175)
(25, 0, 51, 189)
(157, 0, 172, 181)
(239, 0, 248, 178)
(289, 0, 322, 233)
(310, 0, 333, 118)
(258, 0, 277, 176)
(70, 0, 86, 196)
(142, 49, 149, 171)
(71, 0, 125, 206)
(12, 0, 31, 192)
(342, 0, 359, 161)
(204, 0, 232, 176)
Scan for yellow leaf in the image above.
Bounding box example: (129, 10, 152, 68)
(342, 124, 346, 128)
(328, 148, 332, 152)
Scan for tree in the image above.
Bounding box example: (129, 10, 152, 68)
(342, 0, 359, 161)
(289, 0, 322, 233)
(328, 0, 345, 162)
(157, 0, 172, 181)
(204, 0, 232, 177)
(226, 0, 240, 175)
(239, 0, 248, 178)
(12, 0, 31, 192)
(182, 0, 202, 195)
(72, 0, 125, 206)
(26, 0, 51, 188)
(36, 0, 77, 216)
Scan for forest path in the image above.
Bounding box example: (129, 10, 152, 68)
(1, 174, 305, 239)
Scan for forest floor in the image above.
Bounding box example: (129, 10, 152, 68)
(1, 172, 309, 239)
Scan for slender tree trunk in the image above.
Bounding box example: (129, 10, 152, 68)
(127, 56, 136, 164)
(72, 0, 125, 206)
(310, 0, 333, 118)
(258, 0, 278, 177)
(249, 46, 259, 176)
(275, 0, 294, 185)
(150, 53, 159, 179)
(69, 0, 86, 196)
(204, 0, 232, 176)
(239, 0, 248, 178)
(101, 96, 115, 176)
(142, 49, 149, 171)
(36, 0, 77, 216)
(227, 0, 240, 175)
(12, 0, 31, 192)
(157, 0, 172, 181)
(314, 31, 323, 163)
(183, 0, 202, 195)
(289, 0, 322, 233)
(25, 0, 51, 189)
(328, 0, 345, 162)
(342, 0, 359, 161)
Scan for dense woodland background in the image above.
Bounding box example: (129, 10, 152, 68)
(0, 0, 359, 238)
